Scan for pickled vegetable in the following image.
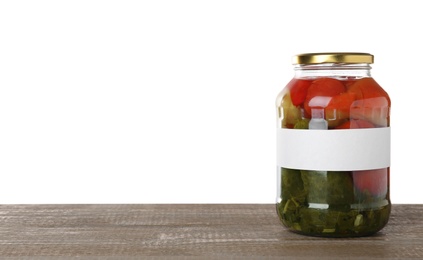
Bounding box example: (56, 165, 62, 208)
(280, 92, 302, 128)
(276, 77, 391, 129)
(303, 78, 346, 118)
(287, 78, 312, 106)
(276, 76, 391, 237)
(277, 167, 390, 237)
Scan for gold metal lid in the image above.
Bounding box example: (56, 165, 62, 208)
(292, 52, 374, 65)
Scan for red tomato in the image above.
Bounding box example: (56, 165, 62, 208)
(347, 78, 389, 100)
(343, 78, 358, 88)
(348, 78, 391, 126)
(353, 168, 388, 196)
(304, 78, 346, 117)
(287, 79, 313, 106)
(325, 92, 356, 121)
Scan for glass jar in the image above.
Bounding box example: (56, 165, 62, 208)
(275, 53, 391, 237)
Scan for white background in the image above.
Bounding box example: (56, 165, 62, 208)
(0, 1, 421, 203)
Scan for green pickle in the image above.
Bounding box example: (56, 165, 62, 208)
(277, 167, 390, 237)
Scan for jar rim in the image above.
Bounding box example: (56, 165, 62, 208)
(292, 52, 374, 65)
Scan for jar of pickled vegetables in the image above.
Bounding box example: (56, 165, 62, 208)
(276, 52, 391, 237)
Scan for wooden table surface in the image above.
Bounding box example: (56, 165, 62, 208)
(0, 204, 422, 259)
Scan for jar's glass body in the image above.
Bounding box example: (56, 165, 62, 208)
(276, 61, 391, 237)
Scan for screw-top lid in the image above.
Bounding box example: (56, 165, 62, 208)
(292, 52, 374, 65)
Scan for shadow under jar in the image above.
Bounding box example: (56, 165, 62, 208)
(275, 53, 391, 237)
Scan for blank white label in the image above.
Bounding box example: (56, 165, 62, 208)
(277, 127, 390, 171)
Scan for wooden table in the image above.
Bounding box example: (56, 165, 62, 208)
(0, 204, 422, 259)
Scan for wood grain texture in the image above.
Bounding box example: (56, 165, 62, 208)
(0, 204, 422, 259)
